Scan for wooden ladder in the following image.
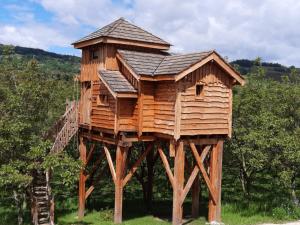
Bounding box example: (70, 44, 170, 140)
(32, 101, 79, 225)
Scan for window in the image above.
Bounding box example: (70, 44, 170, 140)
(97, 94, 108, 106)
(195, 84, 204, 99)
(90, 49, 99, 60)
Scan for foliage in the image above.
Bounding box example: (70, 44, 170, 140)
(0, 44, 300, 224)
(0, 45, 80, 224)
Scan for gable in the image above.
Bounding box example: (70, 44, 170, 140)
(175, 52, 245, 86)
(117, 49, 245, 85)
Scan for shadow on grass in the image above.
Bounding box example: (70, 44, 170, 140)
(55, 198, 209, 224)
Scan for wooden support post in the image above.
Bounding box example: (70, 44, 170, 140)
(172, 141, 185, 225)
(191, 171, 200, 218)
(208, 140, 223, 223)
(78, 136, 87, 220)
(192, 146, 201, 218)
(114, 145, 128, 224)
(146, 145, 154, 210)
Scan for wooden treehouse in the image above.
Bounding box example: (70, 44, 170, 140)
(72, 17, 245, 225)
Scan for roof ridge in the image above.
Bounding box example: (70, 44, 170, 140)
(105, 17, 125, 36)
(123, 19, 169, 44)
(166, 50, 214, 58)
(152, 55, 168, 75)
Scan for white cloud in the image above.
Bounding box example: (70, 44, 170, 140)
(5, 0, 300, 66)
(0, 23, 70, 49)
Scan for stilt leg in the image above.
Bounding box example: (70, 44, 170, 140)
(172, 141, 185, 225)
(208, 141, 223, 223)
(191, 173, 200, 218)
(114, 145, 128, 224)
(78, 136, 87, 220)
(146, 146, 154, 210)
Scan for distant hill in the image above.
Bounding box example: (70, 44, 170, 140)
(0, 44, 298, 81)
(0, 44, 80, 81)
(231, 59, 300, 80)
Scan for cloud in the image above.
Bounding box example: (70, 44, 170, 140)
(3, 0, 300, 66)
(0, 23, 71, 49)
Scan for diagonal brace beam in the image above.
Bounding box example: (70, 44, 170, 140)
(104, 145, 116, 184)
(190, 142, 217, 204)
(158, 145, 174, 188)
(122, 143, 153, 187)
(181, 145, 211, 203)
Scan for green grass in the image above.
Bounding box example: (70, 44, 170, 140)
(55, 200, 286, 225)
(0, 200, 297, 225)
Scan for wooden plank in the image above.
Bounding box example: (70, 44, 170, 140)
(180, 129, 228, 136)
(181, 165, 199, 204)
(169, 140, 175, 157)
(85, 144, 95, 165)
(208, 140, 223, 223)
(172, 141, 185, 225)
(228, 88, 233, 138)
(158, 146, 174, 188)
(191, 170, 200, 218)
(189, 142, 217, 205)
(78, 136, 87, 219)
(174, 83, 181, 140)
(114, 146, 128, 224)
(104, 145, 116, 184)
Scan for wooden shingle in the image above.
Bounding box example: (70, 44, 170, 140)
(99, 70, 137, 94)
(117, 49, 213, 76)
(73, 18, 170, 46)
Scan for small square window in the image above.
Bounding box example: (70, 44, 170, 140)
(97, 94, 108, 106)
(91, 49, 99, 60)
(196, 84, 204, 98)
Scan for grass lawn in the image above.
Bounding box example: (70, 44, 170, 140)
(55, 200, 281, 225)
(0, 199, 292, 225)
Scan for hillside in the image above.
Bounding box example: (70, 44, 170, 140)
(0, 44, 80, 81)
(231, 59, 299, 80)
(0, 44, 298, 81)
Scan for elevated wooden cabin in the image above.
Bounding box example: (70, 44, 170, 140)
(73, 17, 245, 225)
(73, 18, 244, 140)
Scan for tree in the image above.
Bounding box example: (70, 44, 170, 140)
(0, 46, 80, 224)
(225, 59, 300, 202)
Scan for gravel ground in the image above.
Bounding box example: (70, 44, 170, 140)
(261, 222, 300, 225)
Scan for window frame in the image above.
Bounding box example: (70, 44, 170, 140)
(195, 83, 205, 100)
(97, 94, 109, 106)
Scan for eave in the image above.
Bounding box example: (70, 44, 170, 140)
(73, 36, 170, 50)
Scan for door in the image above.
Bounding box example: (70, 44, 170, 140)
(81, 81, 92, 125)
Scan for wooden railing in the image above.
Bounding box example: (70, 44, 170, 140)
(50, 101, 79, 154)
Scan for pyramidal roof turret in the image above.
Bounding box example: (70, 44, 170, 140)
(73, 17, 171, 50)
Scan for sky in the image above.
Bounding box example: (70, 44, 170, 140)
(0, 0, 300, 66)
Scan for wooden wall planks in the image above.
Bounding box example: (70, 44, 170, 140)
(179, 62, 231, 136)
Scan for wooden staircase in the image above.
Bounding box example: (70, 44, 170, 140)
(32, 101, 79, 225)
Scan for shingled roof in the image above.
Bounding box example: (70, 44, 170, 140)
(117, 49, 213, 76)
(73, 18, 170, 46)
(98, 70, 137, 96)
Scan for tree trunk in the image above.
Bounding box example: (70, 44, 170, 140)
(291, 175, 299, 206)
(13, 190, 24, 225)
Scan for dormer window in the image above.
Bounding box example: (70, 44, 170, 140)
(196, 84, 204, 99)
(91, 49, 99, 60)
